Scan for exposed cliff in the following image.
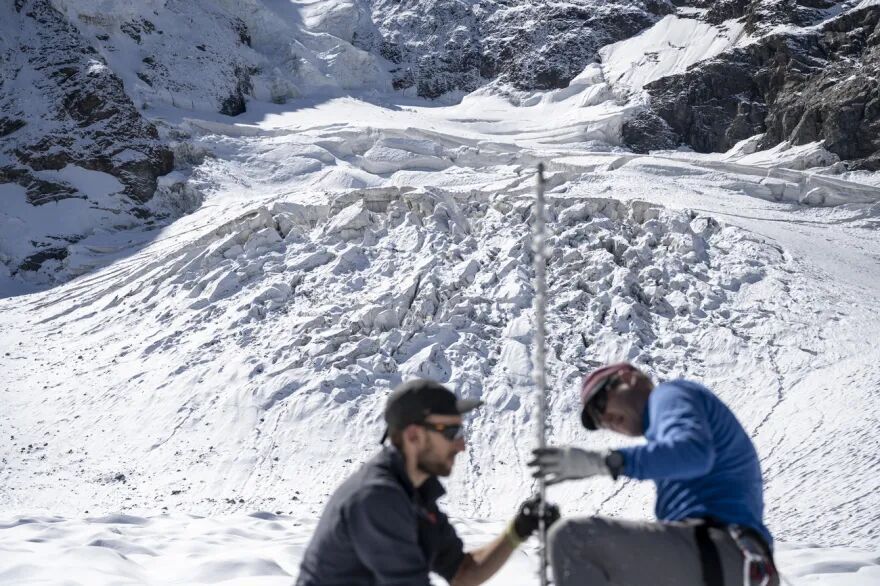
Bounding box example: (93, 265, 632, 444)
(0, 0, 179, 278)
(624, 3, 880, 169)
(366, 0, 674, 97)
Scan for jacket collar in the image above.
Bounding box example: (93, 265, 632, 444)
(380, 446, 447, 505)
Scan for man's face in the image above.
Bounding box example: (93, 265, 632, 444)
(594, 374, 645, 437)
(415, 414, 466, 477)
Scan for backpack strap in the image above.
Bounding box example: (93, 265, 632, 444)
(694, 522, 725, 586)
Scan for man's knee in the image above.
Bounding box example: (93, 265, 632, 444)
(548, 517, 615, 586)
(548, 516, 606, 555)
(547, 517, 572, 553)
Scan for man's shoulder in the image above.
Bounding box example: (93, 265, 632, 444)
(651, 379, 720, 411)
(332, 450, 411, 510)
(652, 379, 737, 423)
(351, 474, 410, 504)
(336, 463, 418, 537)
(653, 379, 704, 400)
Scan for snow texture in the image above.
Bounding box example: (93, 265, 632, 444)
(2, 89, 880, 557)
(599, 14, 746, 95)
(0, 514, 877, 585)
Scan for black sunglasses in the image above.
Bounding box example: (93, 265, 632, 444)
(418, 422, 464, 441)
(581, 375, 617, 430)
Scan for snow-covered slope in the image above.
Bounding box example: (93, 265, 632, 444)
(1, 0, 395, 285)
(52, 0, 391, 110)
(3, 87, 880, 547)
(599, 14, 746, 96)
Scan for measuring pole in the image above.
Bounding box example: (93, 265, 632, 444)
(532, 163, 550, 586)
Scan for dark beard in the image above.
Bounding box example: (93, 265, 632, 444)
(417, 447, 453, 477)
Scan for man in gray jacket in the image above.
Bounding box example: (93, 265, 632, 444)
(297, 378, 558, 585)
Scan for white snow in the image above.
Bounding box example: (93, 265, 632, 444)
(0, 514, 877, 585)
(2, 1, 880, 584)
(0, 166, 140, 279)
(599, 15, 747, 95)
(53, 0, 391, 113)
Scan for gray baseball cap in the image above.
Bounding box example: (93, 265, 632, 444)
(380, 379, 482, 443)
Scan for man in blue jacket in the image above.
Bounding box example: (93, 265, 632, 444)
(529, 363, 778, 586)
(297, 378, 559, 585)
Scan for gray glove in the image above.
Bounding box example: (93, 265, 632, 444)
(529, 447, 612, 485)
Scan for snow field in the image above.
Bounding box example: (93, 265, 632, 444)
(599, 14, 747, 96)
(1, 514, 878, 585)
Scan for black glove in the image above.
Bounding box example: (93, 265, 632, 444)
(511, 496, 561, 541)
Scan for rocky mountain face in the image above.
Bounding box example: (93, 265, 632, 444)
(365, 0, 673, 97)
(625, 1, 880, 170)
(694, 0, 839, 30)
(0, 0, 177, 276)
(1, 0, 174, 206)
(63, 1, 268, 115)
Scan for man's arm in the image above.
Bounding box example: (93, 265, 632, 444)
(451, 497, 559, 586)
(452, 532, 516, 586)
(348, 487, 433, 586)
(619, 384, 716, 481)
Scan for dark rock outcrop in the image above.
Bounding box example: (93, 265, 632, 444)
(366, 0, 486, 98)
(683, 0, 838, 31)
(0, 0, 177, 276)
(1, 0, 173, 205)
(622, 111, 681, 154)
(218, 65, 255, 117)
(367, 0, 673, 98)
(627, 5, 880, 168)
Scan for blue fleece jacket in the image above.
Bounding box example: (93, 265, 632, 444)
(618, 379, 772, 547)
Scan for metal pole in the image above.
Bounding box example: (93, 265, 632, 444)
(532, 163, 550, 586)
